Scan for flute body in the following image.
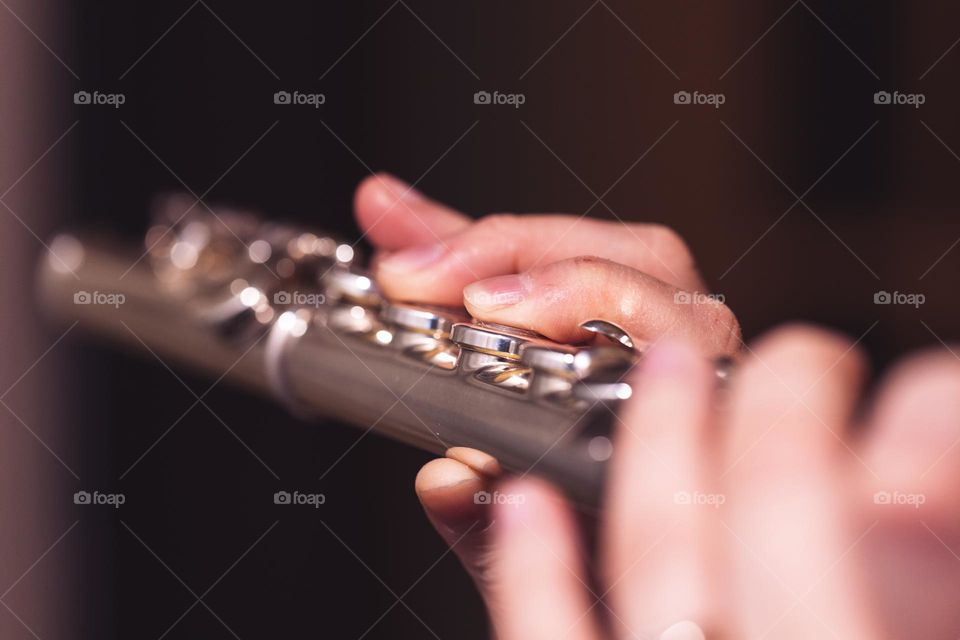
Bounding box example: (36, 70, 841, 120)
(37, 201, 635, 507)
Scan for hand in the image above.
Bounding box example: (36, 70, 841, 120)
(416, 327, 960, 639)
(351, 173, 743, 625)
(353, 173, 740, 353)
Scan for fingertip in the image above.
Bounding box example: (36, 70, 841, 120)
(749, 323, 868, 376)
(415, 457, 482, 497)
(732, 323, 867, 417)
(353, 173, 469, 250)
(446, 447, 502, 477)
(638, 338, 710, 379)
(352, 172, 406, 238)
(492, 476, 569, 535)
(617, 337, 714, 447)
(352, 173, 387, 222)
(415, 458, 488, 527)
(415, 459, 498, 597)
(862, 349, 960, 515)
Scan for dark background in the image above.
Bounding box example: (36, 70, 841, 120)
(2, 1, 960, 638)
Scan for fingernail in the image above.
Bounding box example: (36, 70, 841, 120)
(376, 173, 425, 204)
(445, 447, 503, 477)
(378, 242, 446, 272)
(464, 274, 530, 310)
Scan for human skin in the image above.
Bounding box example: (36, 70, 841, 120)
(353, 175, 960, 638)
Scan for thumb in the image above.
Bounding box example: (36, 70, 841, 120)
(415, 449, 501, 599)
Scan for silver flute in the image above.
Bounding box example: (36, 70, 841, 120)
(37, 196, 653, 508)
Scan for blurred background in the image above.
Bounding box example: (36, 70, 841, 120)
(1, 1, 958, 637)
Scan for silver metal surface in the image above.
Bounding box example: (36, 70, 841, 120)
(451, 322, 541, 360)
(265, 309, 312, 416)
(522, 344, 635, 379)
(580, 318, 636, 350)
(36, 208, 667, 509)
(573, 380, 634, 404)
(324, 267, 382, 307)
(381, 302, 466, 337)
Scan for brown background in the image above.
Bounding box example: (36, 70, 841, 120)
(1, 1, 958, 638)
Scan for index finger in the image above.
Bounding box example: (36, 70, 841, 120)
(374, 213, 706, 305)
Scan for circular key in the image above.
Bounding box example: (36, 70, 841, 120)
(450, 322, 542, 360)
(382, 303, 467, 337)
(323, 267, 382, 307)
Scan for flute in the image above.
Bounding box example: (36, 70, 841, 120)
(37, 196, 653, 508)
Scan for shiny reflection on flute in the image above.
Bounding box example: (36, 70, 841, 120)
(38, 195, 664, 507)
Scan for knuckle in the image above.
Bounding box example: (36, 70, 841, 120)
(701, 300, 742, 352)
(550, 255, 623, 284)
(641, 223, 694, 262)
(568, 255, 614, 270)
(475, 212, 518, 235)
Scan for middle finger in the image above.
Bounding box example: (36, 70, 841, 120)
(376, 214, 706, 305)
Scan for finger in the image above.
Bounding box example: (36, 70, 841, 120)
(604, 340, 724, 638)
(464, 257, 740, 356)
(860, 348, 960, 520)
(489, 478, 601, 640)
(376, 214, 705, 303)
(723, 325, 879, 639)
(858, 350, 960, 639)
(446, 446, 502, 476)
(353, 173, 471, 250)
(415, 456, 497, 593)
